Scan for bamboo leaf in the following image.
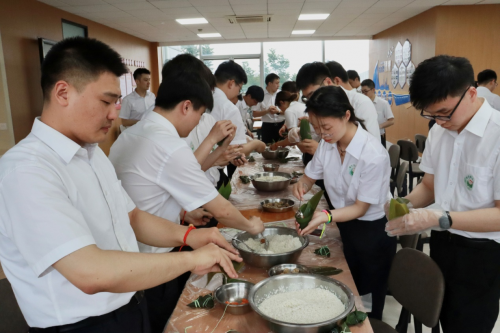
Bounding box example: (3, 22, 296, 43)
(307, 266, 343, 276)
(296, 190, 324, 229)
(389, 198, 409, 220)
(314, 246, 330, 257)
(300, 119, 312, 140)
(187, 293, 214, 309)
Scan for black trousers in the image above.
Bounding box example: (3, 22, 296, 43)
(430, 230, 500, 333)
(380, 134, 386, 148)
(337, 217, 397, 320)
(227, 163, 237, 181)
(261, 121, 285, 144)
(29, 294, 150, 333)
(302, 153, 334, 210)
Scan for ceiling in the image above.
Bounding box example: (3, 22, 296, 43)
(38, 0, 500, 44)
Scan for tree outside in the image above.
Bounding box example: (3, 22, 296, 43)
(180, 45, 214, 71)
(265, 48, 297, 86)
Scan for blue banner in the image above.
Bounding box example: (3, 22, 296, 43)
(393, 94, 411, 106)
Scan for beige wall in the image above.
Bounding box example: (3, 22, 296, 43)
(0, 0, 159, 155)
(0, 32, 16, 156)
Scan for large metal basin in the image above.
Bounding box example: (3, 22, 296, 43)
(251, 172, 292, 192)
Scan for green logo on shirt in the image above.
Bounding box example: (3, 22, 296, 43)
(464, 175, 474, 190)
(348, 164, 356, 176)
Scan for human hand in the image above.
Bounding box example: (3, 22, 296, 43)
(268, 106, 279, 115)
(190, 243, 242, 278)
(292, 181, 309, 200)
(214, 145, 242, 166)
(270, 142, 279, 151)
(184, 208, 213, 227)
(186, 227, 239, 255)
(209, 120, 236, 145)
(295, 211, 328, 236)
(247, 216, 265, 235)
(279, 124, 287, 136)
(231, 154, 247, 166)
(297, 139, 318, 155)
(385, 208, 443, 236)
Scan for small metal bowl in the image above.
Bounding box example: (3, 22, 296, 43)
(268, 263, 310, 277)
(276, 148, 290, 159)
(214, 282, 254, 315)
(261, 198, 294, 213)
(251, 172, 292, 192)
(262, 149, 278, 160)
(263, 163, 280, 172)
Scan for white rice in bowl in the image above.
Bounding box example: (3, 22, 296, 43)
(258, 288, 345, 324)
(254, 176, 288, 182)
(243, 234, 302, 254)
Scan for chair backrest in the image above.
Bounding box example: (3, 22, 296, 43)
(399, 234, 419, 249)
(388, 144, 401, 169)
(0, 278, 29, 332)
(397, 140, 419, 163)
(396, 161, 409, 196)
(414, 134, 427, 154)
(388, 248, 444, 328)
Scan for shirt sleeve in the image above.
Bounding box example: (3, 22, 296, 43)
(119, 97, 132, 120)
(159, 146, 219, 212)
(0, 166, 96, 277)
(357, 154, 391, 205)
(304, 141, 325, 180)
(355, 99, 380, 138)
(384, 101, 394, 120)
(419, 127, 435, 174)
(284, 109, 297, 129)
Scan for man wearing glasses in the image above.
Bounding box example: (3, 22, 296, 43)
(385, 55, 500, 333)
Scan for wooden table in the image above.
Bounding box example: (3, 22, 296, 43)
(164, 149, 373, 333)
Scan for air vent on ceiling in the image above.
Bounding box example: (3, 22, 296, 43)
(226, 15, 272, 24)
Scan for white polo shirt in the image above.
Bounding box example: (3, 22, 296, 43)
(373, 96, 394, 135)
(109, 111, 218, 253)
(0, 119, 138, 328)
(252, 89, 284, 123)
(419, 99, 500, 241)
(284, 101, 306, 129)
(210, 88, 247, 145)
(305, 124, 391, 221)
(342, 87, 380, 139)
(236, 99, 250, 123)
(476, 86, 500, 111)
(120, 90, 156, 121)
(184, 113, 221, 187)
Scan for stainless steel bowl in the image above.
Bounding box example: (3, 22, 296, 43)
(263, 163, 280, 172)
(251, 172, 292, 192)
(232, 227, 309, 269)
(262, 149, 279, 159)
(249, 274, 355, 333)
(214, 282, 254, 315)
(261, 198, 294, 213)
(268, 263, 310, 277)
(276, 148, 290, 159)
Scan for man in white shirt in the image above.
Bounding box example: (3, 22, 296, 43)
(110, 63, 264, 332)
(347, 69, 361, 90)
(361, 79, 395, 147)
(237, 85, 264, 134)
(252, 73, 283, 144)
(0, 37, 239, 333)
(476, 69, 500, 110)
(120, 68, 156, 127)
(385, 55, 500, 333)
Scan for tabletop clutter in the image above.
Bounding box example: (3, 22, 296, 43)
(165, 147, 372, 333)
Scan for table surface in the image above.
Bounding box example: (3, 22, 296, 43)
(165, 149, 373, 333)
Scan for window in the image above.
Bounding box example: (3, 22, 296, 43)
(325, 40, 369, 82)
(61, 20, 88, 39)
(201, 43, 260, 56)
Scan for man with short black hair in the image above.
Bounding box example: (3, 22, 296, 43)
(252, 73, 283, 143)
(476, 69, 500, 110)
(0, 37, 240, 333)
(361, 79, 394, 147)
(347, 69, 361, 90)
(385, 55, 500, 333)
(120, 68, 155, 127)
(237, 85, 264, 135)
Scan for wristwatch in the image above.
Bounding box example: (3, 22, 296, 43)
(438, 211, 453, 230)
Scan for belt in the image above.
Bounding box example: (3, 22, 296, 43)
(431, 230, 500, 250)
(29, 291, 145, 333)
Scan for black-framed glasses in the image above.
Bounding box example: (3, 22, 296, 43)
(420, 85, 471, 121)
(301, 78, 327, 103)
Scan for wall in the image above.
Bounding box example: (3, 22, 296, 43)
(369, 8, 438, 144)
(0, 0, 159, 155)
(0, 32, 15, 156)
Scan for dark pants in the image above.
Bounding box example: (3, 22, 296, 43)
(227, 163, 237, 181)
(430, 230, 500, 333)
(302, 153, 334, 210)
(261, 121, 285, 144)
(29, 294, 150, 333)
(381, 133, 386, 148)
(337, 217, 397, 320)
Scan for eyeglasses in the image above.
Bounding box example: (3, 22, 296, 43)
(301, 78, 327, 103)
(420, 85, 471, 121)
(361, 89, 372, 94)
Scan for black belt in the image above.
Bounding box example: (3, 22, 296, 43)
(432, 230, 500, 250)
(29, 291, 144, 333)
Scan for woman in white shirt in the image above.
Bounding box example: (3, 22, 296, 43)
(292, 86, 396, 320)
(269, 91, 305, 150)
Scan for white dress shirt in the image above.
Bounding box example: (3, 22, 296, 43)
(342, 87, 380, 139)
(0, 119, 138, 328)
(236, 99, 250, 124)
(284, 101, 307, 129)
(419, 99, 500, 241)
(184, 113, 221, 186)
(210, 88, 247, 145)
(120, 90, 156, 120)
(373, 96, 394, 135)
(476, 86, 500, 111)
(305, 124, 391, 221)
(109, 112, 218, 253)
(252, 89, 284, 123)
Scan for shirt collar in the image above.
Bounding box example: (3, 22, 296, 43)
(214, 87, 227, 100)
(373, 96, 380, 104)
(145, 111, 180, 138)
(132, 89, 150, 98)
(326, 124, 366, 159)
(463, 98, 493, 138)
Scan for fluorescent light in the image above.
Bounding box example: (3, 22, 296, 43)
(298, 14, 329, 20)
(197, 33, 221, 38)
(176, 18, 208, 25)
(292, 30, 315, 35)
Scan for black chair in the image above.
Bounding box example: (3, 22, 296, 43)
(0, 278, 29, 333)
(370, 248, 445, 333)
(395, 161, 408, 198)
(397, 140, 424, 193)
(414, 134, 427, 154)
(388, 145, 400, 195)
